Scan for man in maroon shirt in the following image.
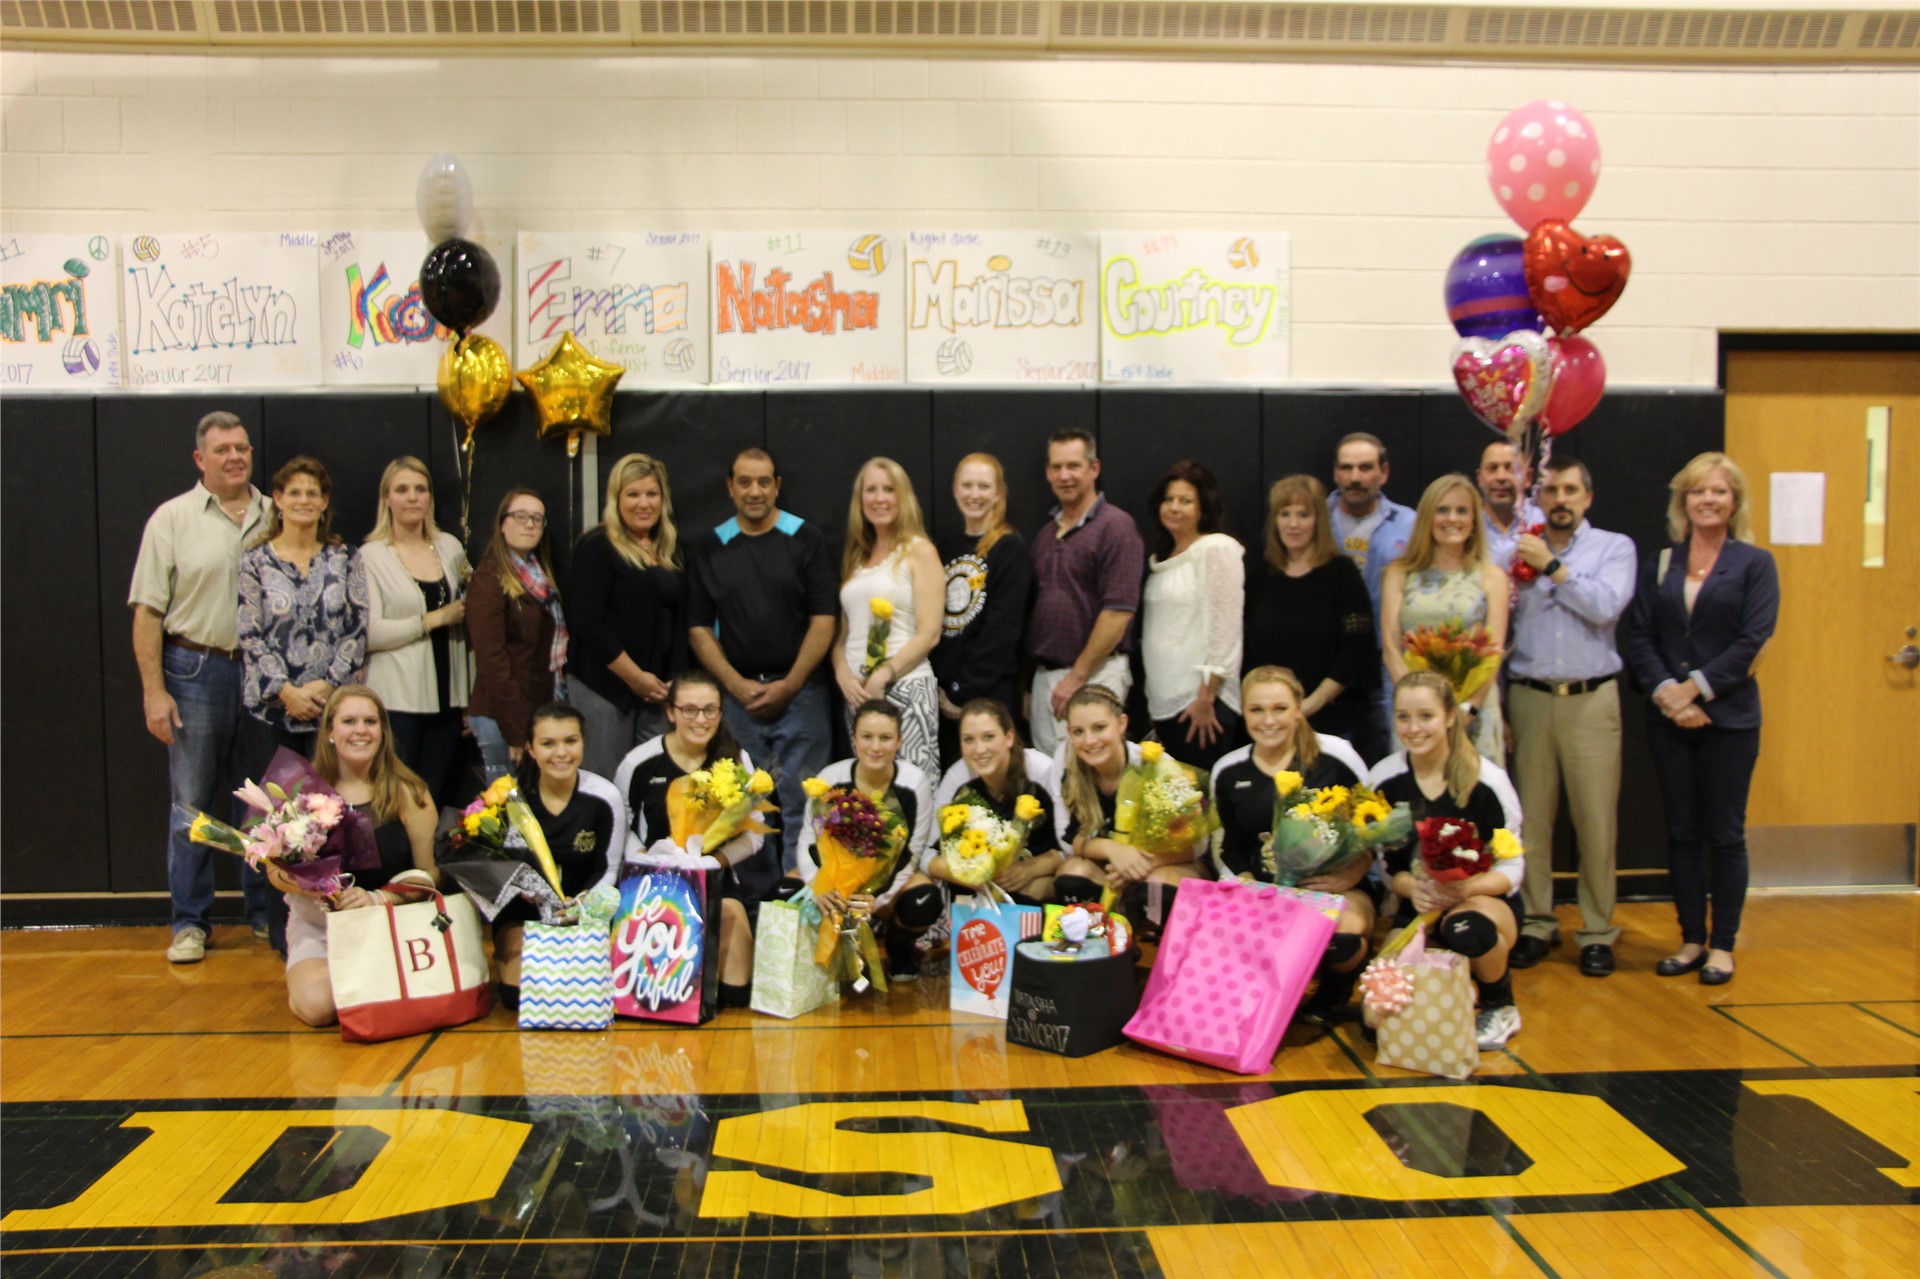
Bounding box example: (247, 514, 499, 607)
(1027, 427, 1146, 755)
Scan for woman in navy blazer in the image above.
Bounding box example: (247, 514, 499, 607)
(1621, 452, 1779, 986)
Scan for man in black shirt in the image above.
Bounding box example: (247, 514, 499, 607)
(687, 448, 838, 887)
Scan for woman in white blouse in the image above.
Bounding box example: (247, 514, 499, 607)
(360, 456, 472, 806)
(831, 457, 944, 781)
(1142, 459, 1245, 772)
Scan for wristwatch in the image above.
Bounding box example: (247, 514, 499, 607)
(1542, 557, 1563, 578)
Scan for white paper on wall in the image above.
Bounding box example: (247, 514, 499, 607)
(709, 231, 904, 387)
(0, 233, 121, 391)
(120, 232, 322, 389)
(1768, 472, 1826, 546)
(516, 232, 708, 384)
(1098, 231, 1290, 384)
(904, 231, 1098, 385)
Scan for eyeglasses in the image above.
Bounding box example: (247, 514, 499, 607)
(505, 512, 547, 527)
(671, 704, 722, 721)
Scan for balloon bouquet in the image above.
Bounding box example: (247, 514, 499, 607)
(1443, 100, 1630, 496)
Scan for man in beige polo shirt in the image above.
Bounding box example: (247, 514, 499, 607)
(129, 410, 272, 963)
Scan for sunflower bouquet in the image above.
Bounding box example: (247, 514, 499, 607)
(1261, 773, 1412, 887)
(1112, 741, 1216, 856)
(938, 786, 1045, 889)
(666, 759, 777, 855)
(1401, 620, 1503, 703)
(802, 778, 914, 990)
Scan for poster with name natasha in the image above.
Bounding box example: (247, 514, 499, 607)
(0, 233, 121, 391)
(1099, 231, 1289, 384)
(905, 231, 1098, 384)
(709, 231, 904, 386)
(120, 232, 322, 388)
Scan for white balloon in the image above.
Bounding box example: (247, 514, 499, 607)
(416, 153, 473, 243)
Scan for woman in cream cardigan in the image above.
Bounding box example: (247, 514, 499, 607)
(362, 457, 472, 805)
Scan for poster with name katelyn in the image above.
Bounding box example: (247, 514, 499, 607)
(905, 231, 1097, 384)
(318, 231, 512, 386)
(518, 232, 708, 384)
(1099, 231, 1290, 384)
(709, 231, 904, 386)
(0, 234, 121, 391)
(120, 233, 322, 388)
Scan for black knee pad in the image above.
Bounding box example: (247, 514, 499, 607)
(1441, 911, 1498, 958)
(1054, 874, 1103, 905)
(894, 883, 945, 930)
(771, 876, 807, 903)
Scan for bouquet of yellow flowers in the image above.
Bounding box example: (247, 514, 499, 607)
(862, 597, 894, 678)
(443, 773, 567, 899)
(1261, 772, 1412, 887)
(666, 758, 777, 855)
(1401, 620, 1503, 703)
(938, 787, 1046, 888)
(1112, 741, 1216, 856)
(801, 777, 914, 990)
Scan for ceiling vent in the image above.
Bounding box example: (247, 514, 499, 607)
(0, 0, 202, 41)
(632, 1, 1045, 45)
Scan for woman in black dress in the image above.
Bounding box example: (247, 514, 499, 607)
(931, 453, 1032, 765)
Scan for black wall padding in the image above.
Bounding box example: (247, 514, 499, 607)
(93, 393, 265, 894)
(2, 396, 110, 893)
(1097, 389, 1266, 552)
(259, 394, 434, 545)
(930, 389, 1093, 548)
(765, 389, 934, 556)
(596, 392, 767, 551)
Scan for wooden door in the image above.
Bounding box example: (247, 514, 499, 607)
(1724, 349, 1920, 885)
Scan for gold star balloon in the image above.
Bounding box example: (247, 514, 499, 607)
(515, 330, 623, 457)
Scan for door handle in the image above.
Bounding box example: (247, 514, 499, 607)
(1891, 645, 1920, 671)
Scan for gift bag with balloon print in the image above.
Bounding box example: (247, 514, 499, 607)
(948, 896, 1044, 1020)
(1365, 929, 1480, 1080)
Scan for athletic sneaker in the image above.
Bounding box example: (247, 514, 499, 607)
(251, 921, 271, 943)
(167, 926, 208, 964)
(1475, 1004, 1522, 1050)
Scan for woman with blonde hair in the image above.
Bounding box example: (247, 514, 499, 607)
(831, 456, 944, 780)
(1379, 474, 1509, 759)
(931, 452, 1033, 763)
(567, 452, 688, 779)
(362, 457, 470, 806)
(465, 487, 566, 780)
(1621, 452, 1777, 986)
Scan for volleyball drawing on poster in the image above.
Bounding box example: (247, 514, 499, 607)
(518, 232, 707, 384)
(318, 230, 509, 387)
(120, 232, 322, 388)
(710, 231, 904, 386)
(905, 231, 1097, 384)
(0, 233, 121, 391)
(1099, 231, 1290, 383)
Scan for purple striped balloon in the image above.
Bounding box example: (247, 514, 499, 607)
(1445, 235, 1544, 339)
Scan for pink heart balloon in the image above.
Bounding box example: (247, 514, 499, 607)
(1451, 331, 1552, 435)
(1541, 335, 1606, 435)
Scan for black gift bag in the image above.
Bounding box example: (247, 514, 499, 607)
(1005, 943, 1140, 1058)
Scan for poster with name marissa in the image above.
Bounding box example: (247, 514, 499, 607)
(709, 231, 904, 386)
(1099, 231, 1290, 384)
(120, 232, 322, 388)
(517, 232, 707, 384)
(906, 231, 1098, 384)
(0, 233, 121, 391)
(318, 230, 509, 387)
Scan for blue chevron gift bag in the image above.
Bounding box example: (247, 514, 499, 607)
(519, 921, 615, 1031)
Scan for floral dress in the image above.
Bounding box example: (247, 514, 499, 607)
(1398, 567, 1504, 760)
(238, 542, 370, 734)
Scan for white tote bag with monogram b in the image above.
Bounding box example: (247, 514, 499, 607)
(327, 870, 492, 1042)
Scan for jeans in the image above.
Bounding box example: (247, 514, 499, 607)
(163, 645, 273, 935)
(467, 714, 515, 782)
(1646, 716, 1762, 952)
(389, 706, 466, 809)
(723, 679, 832, 887)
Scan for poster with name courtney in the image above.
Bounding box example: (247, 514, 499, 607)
(120, 232, 322, 388)
(1099, 231, 1290, 384)
(709, 231, 904, 386)
(0, 233, 121, 391)
(905, 231, 1098, 384)
(517, 232, 708, 384)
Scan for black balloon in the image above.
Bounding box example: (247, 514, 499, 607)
(419, 238, 500, 337)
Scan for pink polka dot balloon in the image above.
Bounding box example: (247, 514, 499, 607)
(1486, 99, 1601, 230)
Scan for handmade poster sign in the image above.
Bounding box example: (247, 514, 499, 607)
(120, 232, 322, 388)
(709, 231, 904, 386)
(320, 231, 448, 386)
(905, 231, 1098, 384)
(1098, 231, 1290, 384)
(0, 233, 120, 391)
(517, 232, 708, 384)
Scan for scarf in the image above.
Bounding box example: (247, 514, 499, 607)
(512, 553, 569, 694)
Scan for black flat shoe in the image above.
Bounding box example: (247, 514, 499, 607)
(1509, 935, 1552, 969)
(1699, 965, 1735, 986)
(1579, 944, 1616, 977)
(1656, 951, 1707, 977)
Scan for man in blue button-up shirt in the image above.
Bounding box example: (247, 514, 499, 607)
(1503, 456, 1637, 978)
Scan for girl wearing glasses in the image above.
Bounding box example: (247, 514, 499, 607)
(466, 488, 567, 781)
(612, 669, 761, 1004)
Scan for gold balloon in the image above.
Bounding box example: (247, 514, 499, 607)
(516, 330, 623, 457)
(436, 334, 512, 451)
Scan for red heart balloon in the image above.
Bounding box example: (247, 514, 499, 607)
(1451, 331, 1552, 434)
(1541, 335, 1606, 435)
(1523, 220, 1630, 336)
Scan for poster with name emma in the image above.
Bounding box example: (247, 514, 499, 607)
(0, 233, 120, 391)
(518, 231, 707, 384)
(709, 231, 904, 386)
(1099, 231, 1290, 384)
(905, 231, 1098, 384)
(120, 232, 322, 388)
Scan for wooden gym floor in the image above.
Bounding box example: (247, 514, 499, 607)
(1, 893, 1916, 1277)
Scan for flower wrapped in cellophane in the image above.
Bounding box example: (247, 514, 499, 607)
(938, 786, 1045, 889)
(802, 777, 913, 992)
(437, 774, 571, 919)
(1401, 620, 1503, 703)
(177, 746, 375, 901)
(1112, 741, 1216, 857)
(1261, 771, 1412, 887)
(861, 597, 894, 678)
(1416, 817, 1522, 883)
(666, 759, 777, 856)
